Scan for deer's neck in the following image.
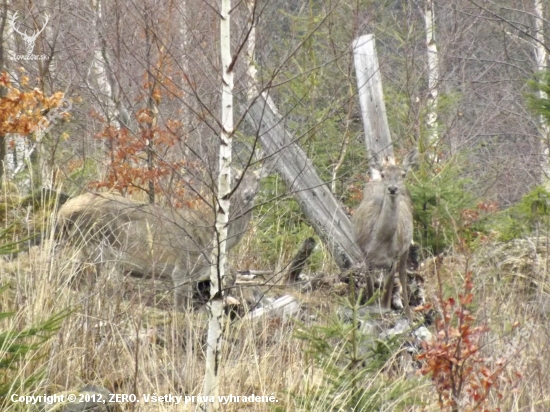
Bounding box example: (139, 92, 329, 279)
(374, 193, 399, 243)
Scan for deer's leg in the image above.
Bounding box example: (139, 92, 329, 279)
(382, 264, 396, 309)
(71, 245, 102, 288)
(398, 251, 411, 321)
(172, 265, 195, 311)
(173, 281, 193, 311)
(366, 265, 375, 301)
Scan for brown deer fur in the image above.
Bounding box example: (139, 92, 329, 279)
(57, 171, 261, 310)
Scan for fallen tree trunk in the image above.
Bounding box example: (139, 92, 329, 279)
(246, 93, 361, 270)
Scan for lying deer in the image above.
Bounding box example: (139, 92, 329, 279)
(57, 171, 261, 310)
(352, 150, 418, 320)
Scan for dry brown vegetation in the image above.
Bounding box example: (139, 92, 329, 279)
(0, 198, 343, 411)
(1, 193, 550, 412)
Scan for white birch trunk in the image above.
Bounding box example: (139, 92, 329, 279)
(4, 10, 36, 182)
(6, 135, 30, 176)
(246, 0, 257, 100)
(534, 0, 550, 188)
(352, 34, 393, 179)
(424, 0, 439, 153)
(200, 0, 233, 409)
(91, 0, 127, 128)
(36, 0, 55, 188)
(179, 0, 191, 159)
(4, 13, 26, 178)
(91, 0, 113, 119)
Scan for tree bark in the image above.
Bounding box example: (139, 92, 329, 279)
(534, 0, 550, 188)
(201, 0, 233, 409)
(424, 0, 440, 154)
(352, 34, 393, 178)
(246, 0, 258, 100)
(0, 0, 7, 184)
(144, 8, 157, 204)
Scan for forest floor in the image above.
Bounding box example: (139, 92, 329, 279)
(1, 206, 549, 411)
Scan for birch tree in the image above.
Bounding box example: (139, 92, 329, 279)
(90, 0, 121, 128)
(0, 0, 9, 182)
(245, 0, 257, 100)
(533, 0, 550, 188)
(201, 0, 233, 409)
(424, 0, 439, 155)
(3, 8, 27, 179)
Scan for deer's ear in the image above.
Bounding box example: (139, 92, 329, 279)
(256, 165, 271, 180)
(253, 169, 263, 181)
(403, 149, 419, 173)
(233, 169, 244, 182)
(370, 153, 384, 172)
(369, 153, 385, 176)
(369, 154, 385, 180)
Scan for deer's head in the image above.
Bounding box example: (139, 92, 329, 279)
(371, 149, 418, 197)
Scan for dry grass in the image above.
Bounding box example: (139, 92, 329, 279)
(2, 199, 550, 411)
(0, 207, 346, 411)
(1, 238, 306, 411)
(419, 244, 550, 410)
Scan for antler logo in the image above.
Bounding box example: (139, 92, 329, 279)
(11, 12, 49, 56)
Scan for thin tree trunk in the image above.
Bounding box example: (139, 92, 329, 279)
(144, 8, 157, 204)
(0, 0, 8, 184)
(424, 0, 439, 156)
(92, 0, 114, 122)
(534, 0, 550, 188)
(92, 0, 128, 129)
(200, 0, 233, 409)
(3, 9, 25, 180)
(246, 0, 257, 100)
(0, 135, 6, 184)
(179, 0, 192, 160)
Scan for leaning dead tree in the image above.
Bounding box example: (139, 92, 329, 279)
(242, 0, 360, 269)
(247, 34, 416, 281)
(246, 35, 401, 270)
(242, 0, 361, 269)
(246, 94, 361, 269)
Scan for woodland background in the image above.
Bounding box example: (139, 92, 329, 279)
(1, 0, 550, 411)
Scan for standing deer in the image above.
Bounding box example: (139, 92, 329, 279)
(57, 171, 261, 310)
(352, 150, 418, 320)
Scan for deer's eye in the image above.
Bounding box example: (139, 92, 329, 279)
(401, 172, 406, 178)
(380, 172, 385, 178)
